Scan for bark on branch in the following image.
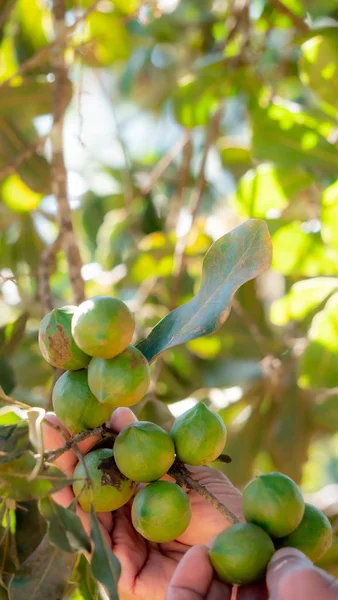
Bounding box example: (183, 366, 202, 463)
(51, 0, 85, 305)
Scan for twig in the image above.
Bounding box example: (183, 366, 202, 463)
(51, 0, 85, 305)
(0, 387, 30, 410)
(0, 0, 101, 89)
(141, 132, 191, 196)
(269, 0, 309, 32)
(171, 108, 223, 307)
(169, 461, 240, 525)
(38, 232, 62, 313)
(167, 132, 192, 231)
(43, 425, 115, 462)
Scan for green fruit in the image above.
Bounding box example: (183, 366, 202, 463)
(73, 448, 136, 512)
(114, 421, 175, 482)
(170, 403, 227, 466)
(88, 346, 151, 407)
(277, 503, 333, 562)
(209, 523, 275, 585)
(71, 296, 135, 359)
(243, 472, 305, 538)
(131, 481, 192, 542)
(39, 306, 90, 370)
(52, 370, 113, 434)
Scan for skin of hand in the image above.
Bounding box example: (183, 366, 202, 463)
(43, 407, 243, 600)
(167, 545, 338, 600)
(44, 407, 338, 600)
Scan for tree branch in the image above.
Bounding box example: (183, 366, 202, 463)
(43, 425, 115, 463)
(51, 0, 85, 305)
(167, 132, 193, 231)
(0, 0, 17, 30)
(0, 0, 101, 89)
(38, 232, 62, 313)
(169, 460, 240, 525)
(269, 0, 309, 32)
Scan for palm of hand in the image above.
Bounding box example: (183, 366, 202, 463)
(111, 467, 242, 599)
(43, 409, 242, 600)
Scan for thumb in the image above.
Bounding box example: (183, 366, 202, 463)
(267, 548, 338, 600)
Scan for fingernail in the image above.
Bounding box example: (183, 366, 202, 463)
(268, 547, 313, 575)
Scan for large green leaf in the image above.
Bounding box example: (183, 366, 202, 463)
(8, 536, 75, 600)
(300, 34, 338, 111)
(299, 292, 338, 389)
(39, 498, 91, 554)
(270, 278, 338, 326)
(137, 219, 272, 363)
(234, 163, 313, 218)
(252, 101, 338, 174)
(90, 509, 120, 600)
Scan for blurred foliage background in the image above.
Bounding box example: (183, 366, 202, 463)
(0, 0, 338, 579)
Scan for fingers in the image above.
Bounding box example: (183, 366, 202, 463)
(109, 407, 137, 433)
(167, 545, 231, 600)
(177, 467, 243, 546)
(267, 547, 338, 600)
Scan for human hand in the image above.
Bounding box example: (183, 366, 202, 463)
(43, 407, 243, 600)
(167, 544, 338, 600)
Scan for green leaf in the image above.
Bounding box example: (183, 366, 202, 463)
(90, 508, 120, 600)
(8, 536, 75, 600)
(0, 359, 16, 395)
(0, 455, 71, 502)
(0, 80, 71, 121)
(312, 395, 338, 433)
(266, 386, 311, 484)
(0, 407, 27, 426)
(299, 292, 338, 389)
(72, 555, 98, 600)
(272, 222, 337, 276)
(39, 498, 91, 554)
(137, 219, 272, 363)
(234, 163, 313, 218)
(0, 313, 29, 358)
(0, 422, 29, 455)
(0, 119, 51, 195)
(270, 278, 338, 326)
(222, 391, 272, 486)
(15, 501, 47, 564)
(300, 34, 338, 112)
(1, 175, 42, 213)
(252, 101, 338, 174)
(173, 75, 221, 128)
(321, 180, 338, 252)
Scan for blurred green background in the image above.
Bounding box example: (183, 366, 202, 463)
(0, 0, 338, 574)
